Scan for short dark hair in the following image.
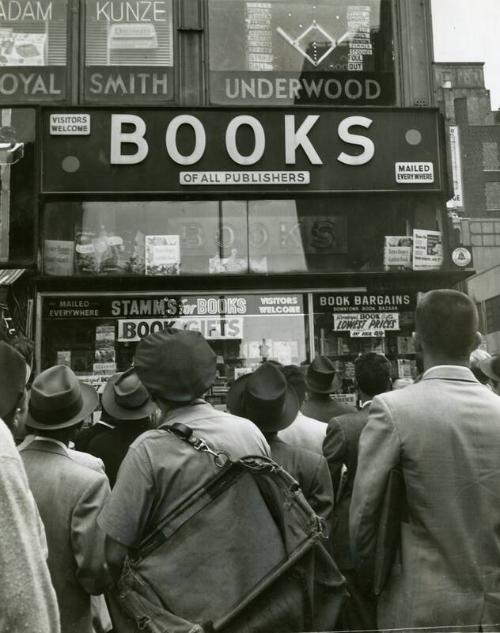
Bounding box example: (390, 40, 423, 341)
(281, 365, 306, 406)
(415, 290, 478, 359)
(9, 335, 34, 366)
(355, 353, 392, 398)
(25, 423, 82, 444)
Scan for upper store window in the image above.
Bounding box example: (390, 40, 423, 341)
(0, 0, 69, 103)
(0, 107, 36, 264)
(207, 0, 395, 105)
(42, 197, 445, 276)
(83, 0, 175, 103)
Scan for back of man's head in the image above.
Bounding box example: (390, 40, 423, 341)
(355, 352, 392, 398)
(281, 364, 307, 406)
(415, 289, 479, 361)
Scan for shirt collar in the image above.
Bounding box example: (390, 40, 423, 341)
(422, 365, 478, 382)
(360, 400, 372, 409)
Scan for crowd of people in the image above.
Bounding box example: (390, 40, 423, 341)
(2, 289, 500, 633)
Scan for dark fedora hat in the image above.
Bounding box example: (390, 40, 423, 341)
(27, 365, 98, 430)
(101, 368, 156, 421)
(0, 341, 28, 419)
(226, 362, 300, 433)
(479, 355, 500, 382)
(134, 328, 216, 403)
(305, 355, 336, 394)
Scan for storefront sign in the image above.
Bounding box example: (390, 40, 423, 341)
(41, 108, 444, 194)
(395, 162, 434, 184)
(117, 316, 244, 342)
(208, 0, 395, 105)
(42, 293, 305, 319)
(49, 114, 90, 135)
(84, 0, 174, 102)
(0, 0, 68, 103)
(315, 292, 414, 314)
(334, 311, 399, 337)
(447, 126, 464, 209)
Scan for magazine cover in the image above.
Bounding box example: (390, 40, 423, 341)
(145, 235, 181, 275)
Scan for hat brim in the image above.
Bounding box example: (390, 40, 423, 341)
(101, 374, 156, 421)
(478, 358, 500, 382)
(227, 374, 299, 433)
(26, 382, 98, 430)
(305, 377, 335, 394)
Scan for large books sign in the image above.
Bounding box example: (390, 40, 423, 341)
(208, 0, 395, 105)
(83, 0, 174, 103)
(41, 107, 446, 195)
(0, 0, 68, 102)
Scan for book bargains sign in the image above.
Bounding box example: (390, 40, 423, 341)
(41, 107, 446, 194)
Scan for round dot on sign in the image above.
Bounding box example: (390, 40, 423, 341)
(62, 156, 80, 173)
(405, 129, 422, 145)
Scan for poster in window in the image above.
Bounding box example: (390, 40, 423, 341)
(412, 229, 443, 271)
(208, 0, 395, 105)
(0, 0, 68, 102)
(145, 234, 180, 275)
(84, 0, 174, 102)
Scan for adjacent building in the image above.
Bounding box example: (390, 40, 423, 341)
(435, 61, 500, 352)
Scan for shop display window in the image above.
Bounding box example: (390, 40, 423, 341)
(40, 292, 309, 406)
(42, 197, 443, 276)
(312, 292, 418, 397)
(0, 0, 69, 103)
(208, 0, 395, 105)
(40, 289, 420, 408)
(0, 107, 36, 263)
(83, 0, 175, 103)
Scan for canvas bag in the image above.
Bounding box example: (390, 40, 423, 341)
(109, 422, 345, 633)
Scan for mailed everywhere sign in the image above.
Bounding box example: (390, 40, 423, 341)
(41, 107, 445, 194)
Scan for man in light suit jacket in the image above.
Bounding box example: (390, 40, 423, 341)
(20, 365, 111, 633)
(350, 289, 500, 633)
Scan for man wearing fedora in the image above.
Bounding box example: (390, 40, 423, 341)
(478, 353, 500, 394)
(301, 355, 356, 423)
(98, 329, 269, 586)
(19, 364, 111, 633)
(278, 364, 329, 455)
(227, 362, 334, 527)
(351, 290, 500, 632)
(79, 368, 156, 487)
(0, 341, 61, 632)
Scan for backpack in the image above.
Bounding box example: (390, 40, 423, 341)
(108, 422, 346, 633)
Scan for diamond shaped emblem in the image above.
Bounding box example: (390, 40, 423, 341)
(277, 21, 347, 67)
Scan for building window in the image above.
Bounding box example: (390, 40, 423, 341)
(485, 295, 500, 334)
(483, 142, 500, 170)
(207, 0, 396, 106)
(485, 183, 500, 211)
(468, 220, 500, 246)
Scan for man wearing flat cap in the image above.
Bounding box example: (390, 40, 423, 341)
(19, 364, 111, 633)
(99, 329, 269, 587)
(301, 355, 356, 422)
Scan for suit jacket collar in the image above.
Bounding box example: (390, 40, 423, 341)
(422, 365, 478, 383)
(18, 437, 70, 459)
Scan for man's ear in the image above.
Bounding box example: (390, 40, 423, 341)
(412, 331, 423, 353)
(472, 331, 483, 350)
